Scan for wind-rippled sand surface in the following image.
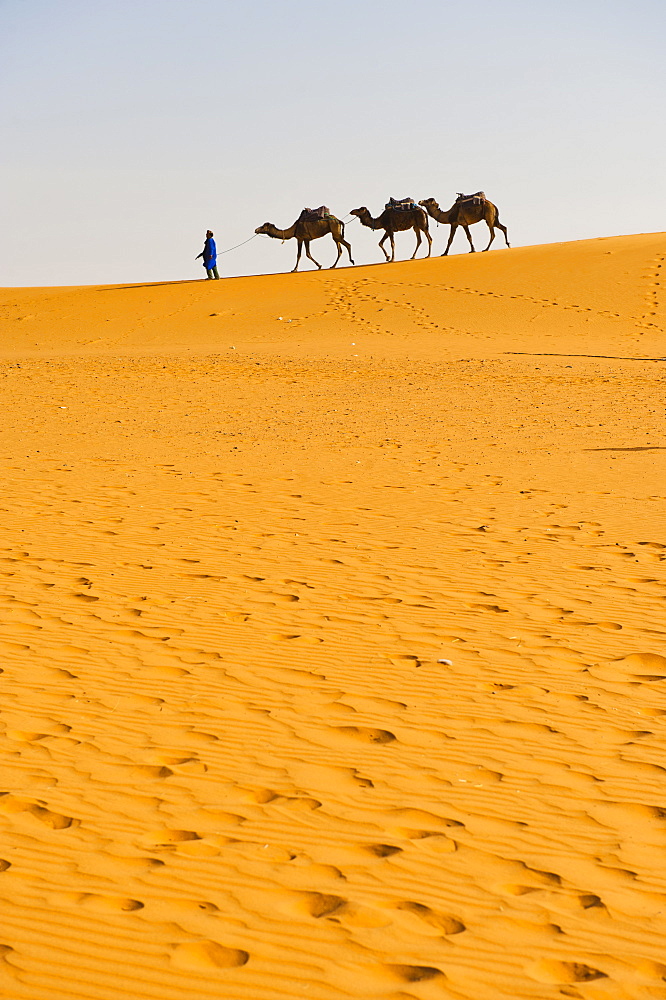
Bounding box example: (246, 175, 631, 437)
(1, 234, 665, 999)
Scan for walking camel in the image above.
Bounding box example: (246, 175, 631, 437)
(255, 214, 354, 272)
(419, 195, 510, 255)
(350, 205, 432, 263)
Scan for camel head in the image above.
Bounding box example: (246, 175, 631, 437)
(350, 207, 368, 218)
(419, 198, 437, 209)
(255, 223, 273, 235)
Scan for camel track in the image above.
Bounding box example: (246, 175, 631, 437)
(637, 252, 665, 333)
(0, 232, 665, 1000)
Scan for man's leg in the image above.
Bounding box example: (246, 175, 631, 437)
(206, 268, 214, 279)
(212, 266, 220, 279)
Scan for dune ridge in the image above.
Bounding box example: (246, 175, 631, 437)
(0, 233, 665, 999)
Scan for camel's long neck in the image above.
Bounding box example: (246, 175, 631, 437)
(358, 212, 382, 230)
(426, 203, 451, 224)
(268, 224, 296, 240)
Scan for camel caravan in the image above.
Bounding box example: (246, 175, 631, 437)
(255, 192, 510, 271)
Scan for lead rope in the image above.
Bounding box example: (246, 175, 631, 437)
(216, 233, 260, 255)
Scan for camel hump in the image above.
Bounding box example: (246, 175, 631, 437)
(456, 191, 486, 205)
(386, 196, 417, 211)
(299, 205, 331, 221)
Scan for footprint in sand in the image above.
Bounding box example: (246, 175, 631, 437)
(526, 959, 606, 984)
(278, 891, 347, 919)
(469, 602, 509, 613)
(6, 730, 48, 743)
(0, 794, 74, 830)
(274, 796, 322, 813)
(142, 828, 201, 847)
(169, 941, 249, 971)
(407, 833, 458, 854)
(101, 856, 165, 872)
(126, 764, 174, 780)
(332, 960, 445, 994)
(589, 651, 666, 684)
(374, 963, 445, 985)
(491, 861, 561, 897)
(386, 807, 464, 831)
(331, 726, 396, 744)
(50, 891, 144, 912)
(315, 842, 402, 865)
(230, 786, 279, 804)
(613, 651, 666, 678)
(358, 843, 402, 859)
(394, 900, 466, 935)
(190, 808, 246, 829)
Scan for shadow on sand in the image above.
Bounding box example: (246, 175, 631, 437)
(505, 352, 666, 362)
(97, 280, 204, 292)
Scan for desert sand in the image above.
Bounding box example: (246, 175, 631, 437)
(0, 232, 665, 1000)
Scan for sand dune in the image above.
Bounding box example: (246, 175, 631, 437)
(0, 233, 665, 1000)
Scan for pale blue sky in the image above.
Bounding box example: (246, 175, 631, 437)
(2, 0, 664, 285)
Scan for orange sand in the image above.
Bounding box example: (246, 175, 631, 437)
(1, 234, 665, 1000)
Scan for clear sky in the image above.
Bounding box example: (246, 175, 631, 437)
(2, 0, 664, 286)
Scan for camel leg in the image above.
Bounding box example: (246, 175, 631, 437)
(410, 228, 422, 260)
(303, 240, 322, 270)
(424, 227, 432, 258)
(389, 231, 396, 262)
(483, 222, 496, 251)
(292, 240, 303, 272)
(378, 232, 391, 262)
(462, 225, 476, 252)
(442, 224, 457, 256)
(331, 226, 354, 266)
(498, 221, 510, 247)
(330, 239, 343, 269)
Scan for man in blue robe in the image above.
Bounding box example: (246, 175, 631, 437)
(196, 230, 219, 279)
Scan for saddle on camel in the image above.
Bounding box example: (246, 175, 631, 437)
(385, 196, 418, 211)
(298, 205, 331, 222)
(456, 191, 486, 206)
